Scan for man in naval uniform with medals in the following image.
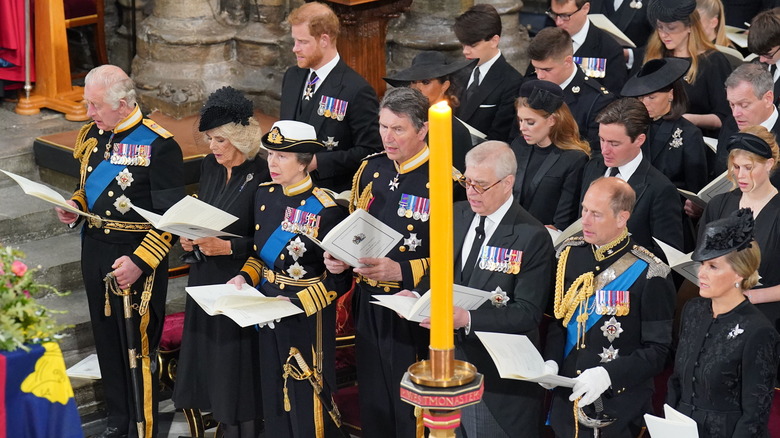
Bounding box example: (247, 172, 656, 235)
(542, 177, 675, 438)
(325, 87, 444, 437)
(55, 65, 184, 438)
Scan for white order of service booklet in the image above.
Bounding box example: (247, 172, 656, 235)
(185, 283, 304, 327)
(307, 208, 402, 268)
(475, 331, 575, 388)
(678, 171, 732, 209)
(133, 195, 240, 240)
(371, 284, 492, 322)
(1, 169, 100, 219)
(644, 404, 699, 438)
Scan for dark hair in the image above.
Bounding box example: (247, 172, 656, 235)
(454, 4, 502, 46)
(553, 0, 589, 7)
(595, 98, 651, 141)
(664, 80, 689, 120)
(380, 87, 429, 131)
(528, 27, 574, 61)
(748, 8, 780, 55)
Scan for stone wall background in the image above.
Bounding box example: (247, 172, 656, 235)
(96, 0, 531, 119)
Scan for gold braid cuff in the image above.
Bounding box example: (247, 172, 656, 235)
(241, 257, 264, 286)
(133, 230, 173, 270)
(297, 283, 338, 316)
(71, 189, 87, 212)
(409, 258, 431, 288)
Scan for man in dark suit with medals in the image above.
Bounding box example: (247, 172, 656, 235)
(452, 4, 524, 143)
(544, 177, 675, 438)
(55, 65, 184, 438)
(325, 88, 442, 437)
(280, 1, 382, 192)
(580, 98, 684, 256)
(548, 0, 628, 95)
(413, 141, 554, 437)
(528, 27, 615, 154)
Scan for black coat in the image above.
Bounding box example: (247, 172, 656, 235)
(455, 54, 524, 143)
(581, 156, 685, 255)
(280, 59, 382, 192)
(589, 0, 653, 51)
(173, 155, 269, 424)
(511, 138, 588, 229)
(564, 68, 617, 154)
(644, 117, 709, 193)
(683, 51, 733, 138)
(721, 0, 780, 28)
(575, 23, 628, 95)
(546, 236, 675, 438)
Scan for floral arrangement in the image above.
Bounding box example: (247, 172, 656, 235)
(0, 245, 67, 352)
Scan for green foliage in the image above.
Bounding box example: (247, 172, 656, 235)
(0, 246, 68, 351)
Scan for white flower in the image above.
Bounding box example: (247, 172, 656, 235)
(727, 324, 744, 340)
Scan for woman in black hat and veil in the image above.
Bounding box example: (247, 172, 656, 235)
(668, 208, 780, 438)
(173, 86, 270, 437)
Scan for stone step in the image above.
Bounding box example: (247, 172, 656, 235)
(10, 232, 83, 296)
(0, 183, 73, 245)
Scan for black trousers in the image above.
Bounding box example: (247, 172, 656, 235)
(81, 234, 168, 437)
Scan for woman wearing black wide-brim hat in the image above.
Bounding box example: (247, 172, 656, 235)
(622, 57, 708, 195)
(384, 51, 477, 174)
(668, 208, 780, 438)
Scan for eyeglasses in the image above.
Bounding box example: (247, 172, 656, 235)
(760, 46, 780, 60)
(458, 176, 504, 194)
(545, 4, 583, 22)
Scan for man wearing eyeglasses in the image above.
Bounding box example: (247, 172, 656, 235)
(408, 141, 554, 437)
(548, 0, 627, 95)
(748, 8, 780, 108)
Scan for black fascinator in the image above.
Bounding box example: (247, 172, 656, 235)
(519, 79, 564, 114)
(198, 86, 254, 132)
(692, 208, 755, 262)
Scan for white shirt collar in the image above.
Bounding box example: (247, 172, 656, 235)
(604, 150, 643, 181)
(469, 51, 502, 87)
(310, 53, 340, 94)
(571, 18, 590, 54)
(613, 0, 625, 11)
(559, 64, 579, 90)
(761, 106, 779, 131)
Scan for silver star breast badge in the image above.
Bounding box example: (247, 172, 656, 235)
(600, 316, 623, 342)
(727, 324, 744, 340)
(113, 195, 132, 214)
(286, 236, 307, 261)
(598, 345, 619, 363)
(287, 261, 307, 280)
(324, 137, 339, 151)
(489, 286, 509, 307)
(115, 168, 134, 190)
(404, 233, 422, 252)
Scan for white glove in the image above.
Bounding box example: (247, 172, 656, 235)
(539, 360, 559, 390)
(569, 366, 611, 406)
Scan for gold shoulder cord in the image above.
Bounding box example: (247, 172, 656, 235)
(349, 160, 369, 213)
(553, 246, 595, 351)
(74, 124, 98, 190)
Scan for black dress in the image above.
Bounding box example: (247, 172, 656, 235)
(700, 190, 780, 331)
(644, 117, 708, 193)
(172, 154, 269, 426)
(667, 298, 780, 438)
(682, 51, 733, 138)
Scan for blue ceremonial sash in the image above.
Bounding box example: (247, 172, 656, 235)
(84, 124, 158, 210)
(563, 258, 648, 358)
(258, 194, 324, 284)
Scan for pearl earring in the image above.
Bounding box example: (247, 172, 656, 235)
(735, 282, 740, 288)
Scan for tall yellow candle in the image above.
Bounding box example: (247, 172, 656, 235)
(428, 101, 454, 351)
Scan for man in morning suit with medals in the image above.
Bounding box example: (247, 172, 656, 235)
(55, 65, 184, 438)
(543, 177, 675, 438)
(324, 87, 440, 437)
(412, 141, 554, 437)
(279, 1, 382, 193)
(527, 27, 615, 154)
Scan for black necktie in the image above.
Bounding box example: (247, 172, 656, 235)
(461, 216, 487, 283)
(770, 63, 777, 79)
(608, 167, 620, 177)
(466, 66, 481, 101)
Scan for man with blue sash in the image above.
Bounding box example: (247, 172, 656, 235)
(543, 177, 675, 438)
(228, 120, 350, 437)
(55, 65, 184, 438)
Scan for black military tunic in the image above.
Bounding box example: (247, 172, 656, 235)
(70, 105, 184, 437)
(668, 298, 780, 438)
(349, 149, 434, 438)
(239, 175, 349, 438)
(545, 234, 675, 438)
(563, 69, 616, 155)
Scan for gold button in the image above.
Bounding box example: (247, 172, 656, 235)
(373, 172, 379, 178)
(104, 229, 110, 234)
(426, 183, 430, 188)
(260, 205, 266, 211)
(106, 211, 111, 216)
(255, 224, 260, 230)
(253, 244, 257, 251)
(399, 246, 406, 252)
(407, 224, 414, 231)
(87, 166, 93, 172)
(301, 200, 306, 205)
(269, 187, 275, 192)
(576, 370, 582, 375)
(595, 266, 600, 271)
(280, 254, 285, 260)
(383, 287, 390, 293)
(93, 147, 98, 153)
(98, 129, 104, 135)
(108, 191, 114, 197)
(279, 283, 285, 290)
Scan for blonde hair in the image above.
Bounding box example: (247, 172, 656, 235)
(726, 125, 780, 189)
(643, 10, 716, 84)
(515, 98, 590, 155)
(724, 242, 761, 290)
(204, 118, 262, 159)
(696, 0, 730, 47)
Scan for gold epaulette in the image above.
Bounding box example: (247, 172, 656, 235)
(409, 258, 431, 288)
(631, 245, 671, 279)
(312, 187, 337, 208)
(133, 230, 174, 270)
(297, 283, 338, 316)
(142, 119, 173, 138)
(555, 236, 586, 259)
(241, 257, 264, 286)
(73, 122, 97, 160)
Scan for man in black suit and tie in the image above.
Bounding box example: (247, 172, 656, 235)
(548, 0, 628, 94)
(528, 27, 616, 153)
(580, 98, 684, 255)
(588, 0, 653, 54)
(410, 141, 554, 437)
(280, 1, 381, 192)
(453, 4, 524, 143)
